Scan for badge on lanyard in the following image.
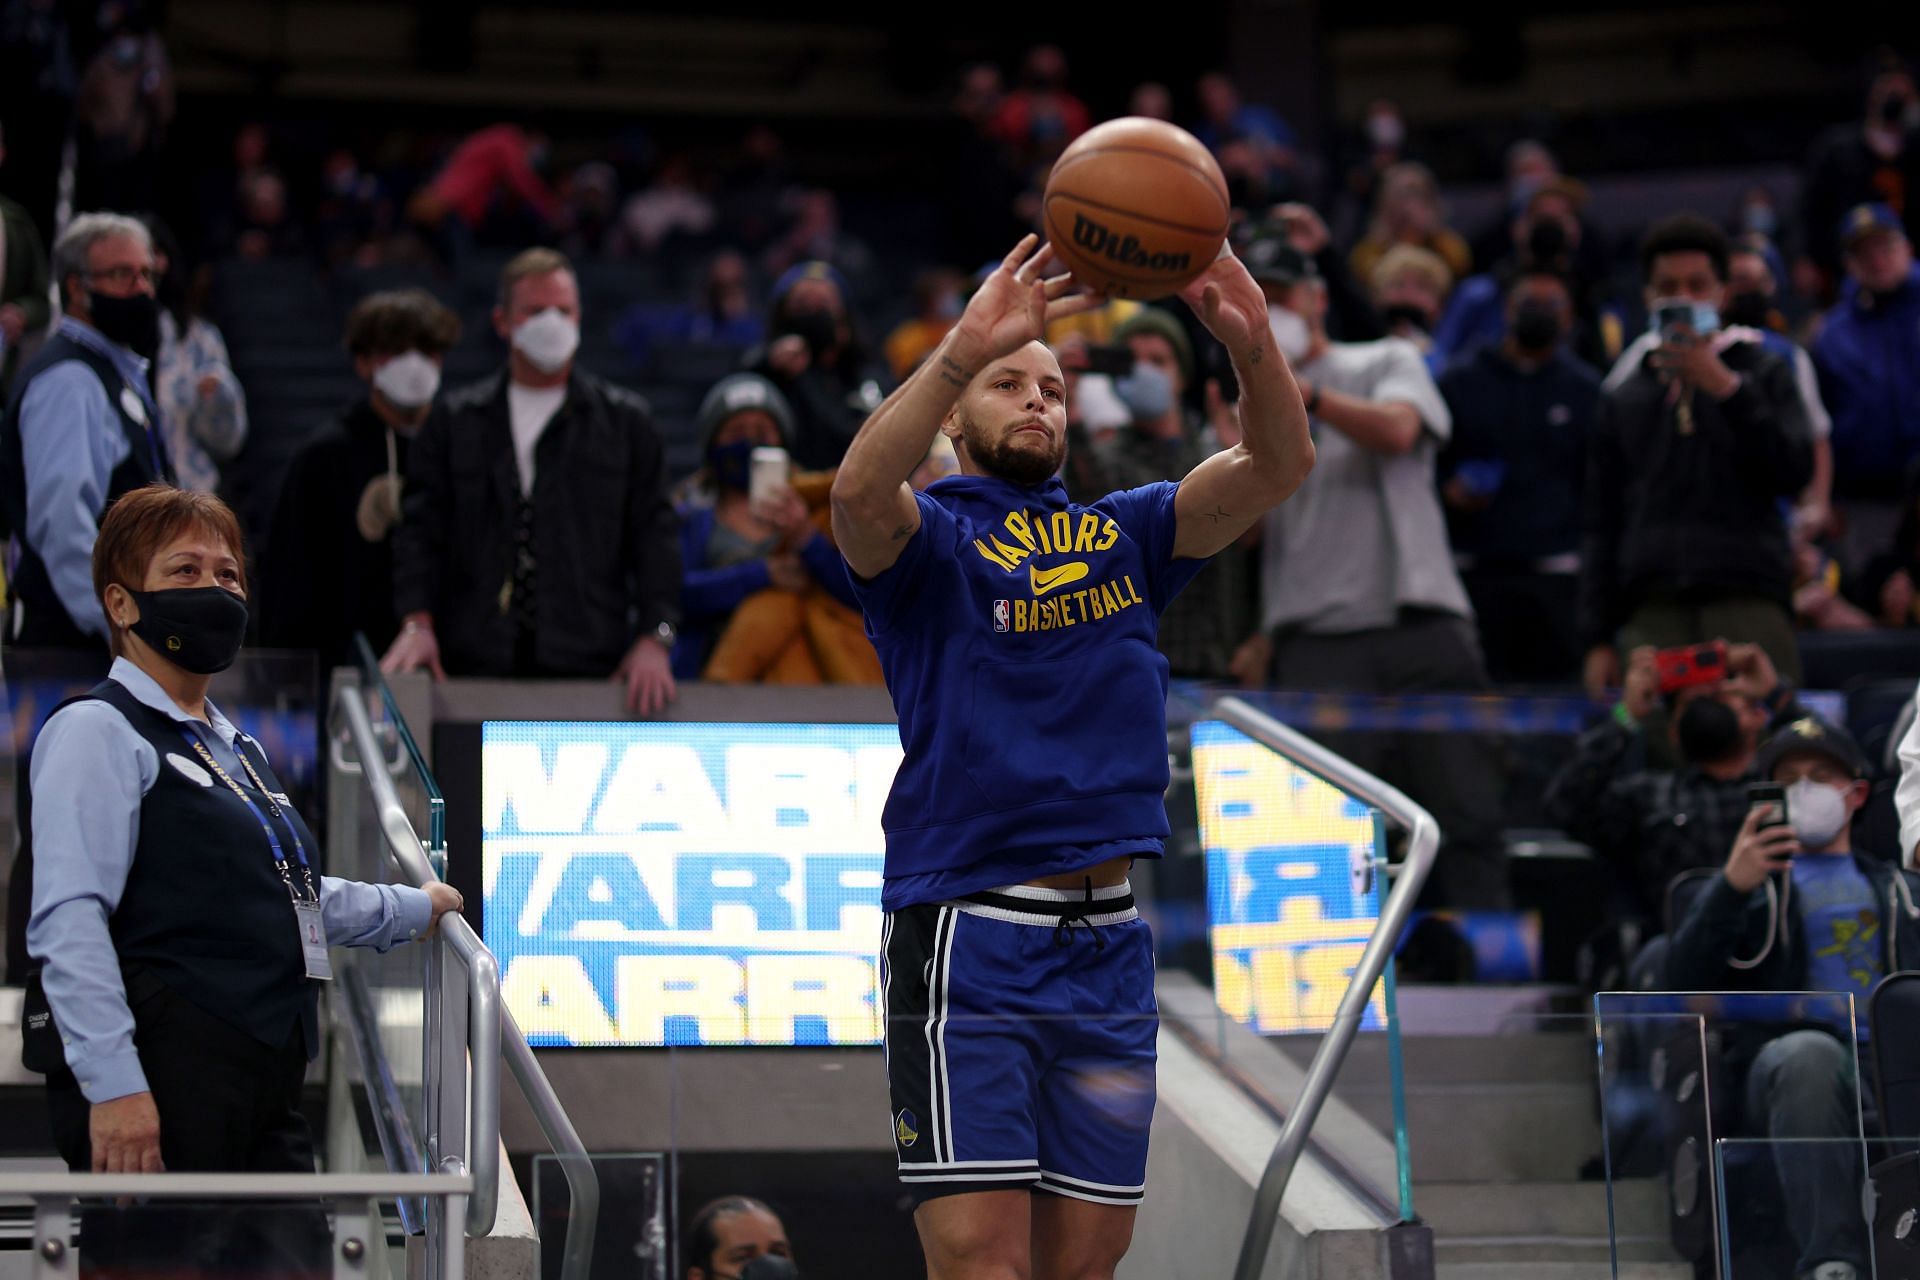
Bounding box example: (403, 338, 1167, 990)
(295, 900, 333, 981)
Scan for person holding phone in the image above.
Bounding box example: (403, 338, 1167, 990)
(1666, 715, 1920, 1280)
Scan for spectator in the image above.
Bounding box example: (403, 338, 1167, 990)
(1666, 716, 1920, 1280)
(685, 1196, 795, 1280)
(1545, 642, 1805, 928)
(1813, 204, 1920, 569)
(556, 160, 621, 258)
(383, 248, 681, 712)
(1239, 239, 1508, 908)
(1129, 81, 1174, 121)
(406, 123, 557, 258)
(1467, 138, 1563, 270)
(1068, 308, 1257, 682)
(313, 147, 396, 270)
(145, 219, 246, 495)
(1369, 244, 1453, 374)
(71, 12, 173, 216)
(0, 212, 173, 649)
(883, 268, 965, 382)
(226, 169, 306, 262)
(0, 122, 52, 390)
(761, 188, 879, 311)
(0, 0, 78, 241)
(717, 125, 789, 253)
(1858, 471, 1920, 630)
(1435, 176, 1612, 369)
(1801, 53, 1920, 284)
(1339, 99, 1410, 244)
(1437, 268, 1600, 683)
(1580, 215, 1813, 699)
(1249, 204, 1383, 344)
(1348, 162, 1472, 289)
(671, 373, 871, 685)
(1194, 71, 1299, 192)
(947, 65, 1026, 267)
(990, 44, 1091, 171)
(616, 154, 715, 256)
(264, 288, 460, 671)
(615, 250, 765, 369)
(746, 261, 885, 470)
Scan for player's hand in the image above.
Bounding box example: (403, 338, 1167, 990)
(613, 636, 676, 716)
(950, 235, 1103, 367)
(1725, 805, 1800, 894)
(1178, 247, 1268, 367)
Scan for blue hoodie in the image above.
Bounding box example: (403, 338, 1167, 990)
(1814, 264, 1920, 499)
(847, 474, 1206, 909)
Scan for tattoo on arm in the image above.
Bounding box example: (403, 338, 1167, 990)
(1246, 342, 1265, 365)
(1205, 504, 1232, 524)
(937, 354, 973, 388)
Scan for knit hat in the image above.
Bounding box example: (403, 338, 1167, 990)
(1111, 307, 1194, 383)
(770, 260, 851, 308)
(696, 373, 796, 449)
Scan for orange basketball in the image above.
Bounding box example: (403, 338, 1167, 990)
(1042, 117, 1230, 301)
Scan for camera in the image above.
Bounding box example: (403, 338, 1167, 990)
(1654, 640, 1728, 695)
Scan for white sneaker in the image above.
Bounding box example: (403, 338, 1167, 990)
(1806, 1264, 1858, 1280)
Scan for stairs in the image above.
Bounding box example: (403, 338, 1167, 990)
(1274, 1027, 1693, 1280)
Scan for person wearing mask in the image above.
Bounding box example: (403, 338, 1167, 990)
(1238, 238, 1509, 908)
(685, 1196, 797, 1280)
(1073, 308, 1258, 682)
(990, 44, 1092, 172)
(884, 268, 966, 382)
(1347, 162, 1472, 290)
(264, 289, 460, 671)
(1546, 641, 1807, 929)
(1726, 235, 1836, 538)
(24, 485, 462, 1270)
(1437, 269, 1600, 683)
(1813, 205, 1920, 570)
(1581, 215, 1813, 700)
(1802, 55, 1920, 287)
(0, 212, 174, 650)
(1247, 204, 1383, 344)
(0, 123, 52, 392)
(614, 250, 765, 371)
(1193, 71, 1299, 195)
(670, 373, 868, 684)
(1666, 716, 1920, 1280)
(144, 219, 246, 496)
(1368, 243, 1454, 375)
(383, 248, 681, 713)
(747, 260, 886, 470)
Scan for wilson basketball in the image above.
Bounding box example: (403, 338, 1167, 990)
(1042, 117, 1231, 300)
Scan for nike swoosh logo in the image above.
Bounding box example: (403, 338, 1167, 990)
(1029, 561, 1090, 597)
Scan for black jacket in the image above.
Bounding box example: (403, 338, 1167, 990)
(1578, 341, 1812, 648)
(392, 368, 680, 678)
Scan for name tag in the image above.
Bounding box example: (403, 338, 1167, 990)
(295, 900, 333, 981)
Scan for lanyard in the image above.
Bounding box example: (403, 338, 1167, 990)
(178, 726, 317, 903)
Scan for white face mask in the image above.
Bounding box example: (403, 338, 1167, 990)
(1786, 778, 1851, 849)
(371, 350, 441, 410)
(512, 308, 580, 374)
(1268, 304, 1312, 364)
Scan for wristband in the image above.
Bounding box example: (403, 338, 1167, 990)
(1612, 701, 1638, 729)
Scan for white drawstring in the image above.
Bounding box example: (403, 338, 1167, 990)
(1728, 874, 1792, 971)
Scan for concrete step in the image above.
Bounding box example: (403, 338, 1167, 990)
(1338, 1081, 1600, 1183)
(1435, 1236, 1682, 1266)
(1436, 1263, 1692, 1280)
(1417, 1178, 1665, 1241)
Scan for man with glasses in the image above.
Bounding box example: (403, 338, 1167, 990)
(0, 211, 175, 649)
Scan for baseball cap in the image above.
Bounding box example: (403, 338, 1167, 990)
(1243, 236, 1319, 287)
(1755, 715, 1868, 780)
(1838, 202, 1905, 252)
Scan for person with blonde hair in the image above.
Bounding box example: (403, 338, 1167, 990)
(1349, 161, 1472, 287)
(1369, 242, 1456, 371)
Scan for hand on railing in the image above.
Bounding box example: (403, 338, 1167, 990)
(381, 612, 447, 681)
(424, 882, 466, 937)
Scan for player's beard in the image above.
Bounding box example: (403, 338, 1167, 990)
(957, 411, 1066, 487)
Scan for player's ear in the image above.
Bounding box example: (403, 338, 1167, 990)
(938, 409, 962, 442)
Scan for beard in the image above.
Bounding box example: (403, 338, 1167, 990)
(957, 412, 1066, 486)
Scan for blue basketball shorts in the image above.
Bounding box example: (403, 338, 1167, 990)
(880, 881, 1157, 1206)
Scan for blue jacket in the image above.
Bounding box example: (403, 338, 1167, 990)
(671, 502, 859, 679)
(1813, 265, 1920, 499)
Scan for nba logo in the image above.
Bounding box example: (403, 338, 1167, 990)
(993, 600, 1010, 632)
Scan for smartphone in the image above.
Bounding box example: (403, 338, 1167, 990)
(1654, 640, 1729, 695)
(748, 446, 790, 508)
(1085, 345, 1134, 378)
(1654, 300, 1697, 345)
(1747, 781, 1789, 832)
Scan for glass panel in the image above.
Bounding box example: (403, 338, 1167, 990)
(532, 1153, 669, 1280)
(1596, 996, 1714, 1278)
(1715, 1138, 1878, 1279)
(58, 1195, 403, 1280)
(354, 632, 444, 861)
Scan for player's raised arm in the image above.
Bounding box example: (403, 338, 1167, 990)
(1169, 248, 1316, 559)
(831, 235, 1100, 579)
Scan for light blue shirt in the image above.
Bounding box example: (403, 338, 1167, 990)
(16, 317, 163, 638)
(25, 658, 435, 1103)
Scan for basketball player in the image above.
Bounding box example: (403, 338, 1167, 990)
(832, 234, 1314, 1279)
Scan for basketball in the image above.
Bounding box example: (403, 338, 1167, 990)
(1042, 117, 1231, 300)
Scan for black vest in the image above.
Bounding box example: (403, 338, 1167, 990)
(0, 331, 173, 648)
(70, 680, 321, 1054)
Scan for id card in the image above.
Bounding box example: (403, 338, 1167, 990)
(295, 900, 333, 981)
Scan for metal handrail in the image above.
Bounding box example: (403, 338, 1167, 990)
(503, 1007, 601, 1280)
(1211, 696, 1441, 1280)
(337, 685, 501, 1239)
(0, 1172, 474, 1196)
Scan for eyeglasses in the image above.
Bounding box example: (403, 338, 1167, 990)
(86, 266, 157, 288)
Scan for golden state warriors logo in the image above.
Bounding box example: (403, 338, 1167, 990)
(974, 504, 1147, 634)
(895, 1108, 919, 1147)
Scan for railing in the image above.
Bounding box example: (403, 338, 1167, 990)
(1211, 696, 1441, 1280)
(331, 657, 599, 1280)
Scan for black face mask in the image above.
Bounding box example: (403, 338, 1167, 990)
(127, 586, 249, 674)
(89, 290, 161, 361)
(733, 1258, 800, 1280)
(1525, 219, 1570, 268)
(778, 309, 838, 358)
(708, 439, 754, 491)
(1381, 304, 1432, 334)
(1510, 298, 1563, 352)
(1881, 93, 1911, 126)
(1676, 697, 1745, 765)
(1721, 290, 1772, 330)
